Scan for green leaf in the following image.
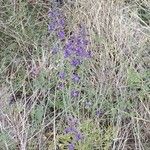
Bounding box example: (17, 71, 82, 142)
(127, 68, 141, 86)
(31, 105, 44, 125)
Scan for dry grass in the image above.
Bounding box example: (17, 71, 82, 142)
(0, 0, 150, 149)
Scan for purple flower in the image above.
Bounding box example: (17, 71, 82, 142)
(65, 117, 83, 148)
(48, 9, 66, 33)
(59, 18, 65, 27)
(65, 127, 77, 134)
(48, 11, 55, 18)
(48, 21, 58, 32)
(75, 47, 85, 57)
(71, 90, 79, 97)
(83, 39, 89, 45)
(68, 36, 76, 44)
(95, 109, 104, 117)
(51, 47, 59, 54)
(75, 132, 84, 141)
(48, 9, 62, 18)
(76, 38, 82, 45)
(71, 59, 81, 67)
(67, 117, 78, 126)
(48, 23, 55, 31)
(65, 42, 74, 50)
(68, 143, 75, 150)
(57, 30, 65, 40)
(72, 74, 80, 83)
(79, 24, 87, 37)
(58, 71, 65, 79)
(64, 49, 72, 58)
(85, 51, 92, 58)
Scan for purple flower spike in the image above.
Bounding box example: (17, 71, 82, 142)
(58, 71, 65, 79)
(71, 90, 79, 97)
(72, 74, 80, 83)
(48, 8, 66, 34)
(68, 143, 75, 150)
(58, 30, 65, 40)
(71, 59, 81, 67)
